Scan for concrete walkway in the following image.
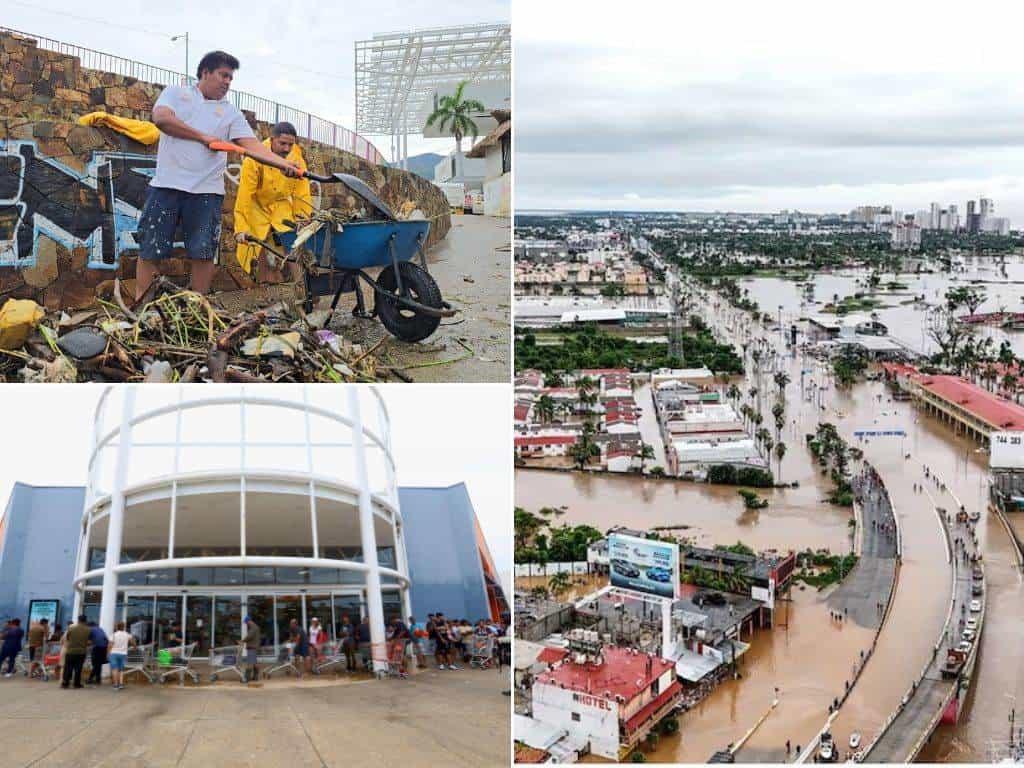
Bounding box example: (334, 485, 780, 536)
(332, 213, 510, 382)
(0, 666, 510, 767)
(826, 471, 898, 630)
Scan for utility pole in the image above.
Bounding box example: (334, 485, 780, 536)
(171, 33, 189, 84)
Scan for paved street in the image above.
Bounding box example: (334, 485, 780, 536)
(828, 468, 898, 630)
(332, 214, 510, 382)
(0, 666, 510, 767)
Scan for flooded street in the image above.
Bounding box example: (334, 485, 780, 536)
(516, 265, 1024, 763)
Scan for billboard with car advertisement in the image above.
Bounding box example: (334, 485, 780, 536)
(608, 533, 679, 599)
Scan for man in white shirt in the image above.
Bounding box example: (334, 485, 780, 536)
(135, 50, 301, 299)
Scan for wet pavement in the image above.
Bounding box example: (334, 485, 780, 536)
(329, 214, 510, 382)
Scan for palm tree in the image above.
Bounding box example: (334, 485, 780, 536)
(548, 570, 571, 597)
(535, 394, 555, 424)
(425, 79, 486, 184)
(775, 442, 787, 483)
(727, 383, 741, 406)
(773, 371, 790, 400)
(637, 442, 656, 473)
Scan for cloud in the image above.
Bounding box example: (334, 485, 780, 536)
(514, 1, 1024, 222)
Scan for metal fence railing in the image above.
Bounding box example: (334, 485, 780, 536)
(0, 26, 384, 165)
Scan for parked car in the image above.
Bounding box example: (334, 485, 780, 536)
(965, 618, 978, 631)
(970, 599, 982, 612)
(962, 629, 976, 642)
(972, 583, 984, 596)
(694, 590, 727, 607)
(971, 567, 983, 580)
(957, 640, 973, 653)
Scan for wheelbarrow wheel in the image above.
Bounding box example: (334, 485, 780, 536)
(376, 262, 443, 343)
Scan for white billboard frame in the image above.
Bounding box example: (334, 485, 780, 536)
(608, 533, 680, 600)
(991, 431, 1024, 470)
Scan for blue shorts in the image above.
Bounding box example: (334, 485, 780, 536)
(137, 186, 223, 262)
(108, 653, 126, 671)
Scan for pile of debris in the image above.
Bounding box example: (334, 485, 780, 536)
(0, 278, 395, 383)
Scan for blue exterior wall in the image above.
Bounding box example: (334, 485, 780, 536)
(0, 484, 84, 625)
(0, 483, 493, 625)
(399, 483, 491, 622)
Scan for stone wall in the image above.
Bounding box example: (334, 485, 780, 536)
(0, 30, 450, 309)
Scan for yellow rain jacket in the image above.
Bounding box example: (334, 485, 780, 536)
(77, 112, 161, 145)
(233, 139, 314, 274)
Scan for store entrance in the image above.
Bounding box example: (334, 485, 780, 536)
(116, 588, 382, 657)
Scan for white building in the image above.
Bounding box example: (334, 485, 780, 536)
(669, 438, 765, 478)
(530, 644, 682, 760)
(465, 110, 510, 217)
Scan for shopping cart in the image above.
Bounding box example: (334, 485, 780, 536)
(40, 641, 63, 682)
(469, 635, 495, 669)
(208, 645, 244, 683)
(312, 640, 347, 676)
(264, 644, 304, 679)
(385, 640, 408, 679)
(123, 642, 155, 683)
(156, 642, 199, 685)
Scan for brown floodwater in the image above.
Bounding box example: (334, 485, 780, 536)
(702, 290, 1024, 762)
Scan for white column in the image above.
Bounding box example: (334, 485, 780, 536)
(99, 387, 137, 636)
(347, 389, 387, 675)
(661, 598, 673, 660)
(394, 517, 412, 622)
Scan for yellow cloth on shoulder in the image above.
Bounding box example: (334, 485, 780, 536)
(78, 112, 161, 145)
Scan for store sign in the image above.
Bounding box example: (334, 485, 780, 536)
(608, 533, 679, 599)
(572, 692, 612, 711)
(991, 431, 1024, 469)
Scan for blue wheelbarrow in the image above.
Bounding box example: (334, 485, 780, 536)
(211, 140, 455, 343)
(251, 172, 454, 343)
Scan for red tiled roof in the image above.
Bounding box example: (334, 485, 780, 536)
(579, 368, 630, 377)
(514, 404, 531, 421)
(535, 646, 675, 702)
(915, 375, 1024, 430)
(515, 435, 577, 447)
(624, 681, 684, 735)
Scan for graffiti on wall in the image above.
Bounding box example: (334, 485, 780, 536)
(0, 139, 165, 270)
(0, 140, 323, 272)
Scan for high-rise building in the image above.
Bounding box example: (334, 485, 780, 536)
(930, 202, 941, 230)
(980, 198, 994, 230)
(966, 200, 977, 233)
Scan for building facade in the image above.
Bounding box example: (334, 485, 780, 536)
(0, 388, 505, 668)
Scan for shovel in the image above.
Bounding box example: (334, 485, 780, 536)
(208, 141, 396, 219)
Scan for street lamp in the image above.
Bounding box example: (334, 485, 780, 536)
(171, 33, 189, 84)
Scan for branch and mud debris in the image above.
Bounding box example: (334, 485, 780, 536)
(0, 279, 401, 383)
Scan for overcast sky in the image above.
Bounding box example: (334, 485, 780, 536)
(7, 0, 509, 162)
(515, 0, 1024, 222)
(0, 385, 511, 587)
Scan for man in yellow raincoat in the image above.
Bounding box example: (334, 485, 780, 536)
(233, 121, 314, 280)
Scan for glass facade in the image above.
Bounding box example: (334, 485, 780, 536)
(88, 589, 399, 656)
